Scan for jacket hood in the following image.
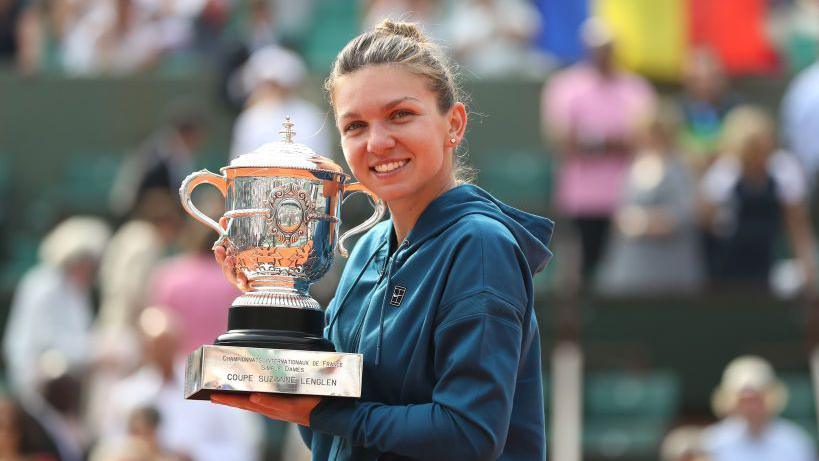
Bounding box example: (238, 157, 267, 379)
(400, 184, 554, 274)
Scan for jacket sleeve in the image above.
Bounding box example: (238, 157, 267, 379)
(308, 290, 524, 461)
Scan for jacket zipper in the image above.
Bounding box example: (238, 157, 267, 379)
(347, 240, 407, 354)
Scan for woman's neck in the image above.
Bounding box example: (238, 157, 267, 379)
(388, 177, 457, 244)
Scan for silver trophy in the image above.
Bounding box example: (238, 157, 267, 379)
(180, 117, 385, 399)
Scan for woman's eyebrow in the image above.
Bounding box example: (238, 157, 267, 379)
(383, 96, 421, 110)
(339, 97, 421, 120)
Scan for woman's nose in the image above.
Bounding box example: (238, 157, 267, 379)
(366, 125, 396, 154)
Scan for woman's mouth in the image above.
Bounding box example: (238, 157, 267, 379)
(371, 159, 409, 175)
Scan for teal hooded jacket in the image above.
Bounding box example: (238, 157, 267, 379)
(300, 184, 553, 461)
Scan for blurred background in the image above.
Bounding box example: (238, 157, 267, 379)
(2, 0, 819, 460)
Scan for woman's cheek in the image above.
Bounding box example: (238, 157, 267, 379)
(344, 144, 368, 179)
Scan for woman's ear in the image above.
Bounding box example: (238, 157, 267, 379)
(447, 102, 467, 146)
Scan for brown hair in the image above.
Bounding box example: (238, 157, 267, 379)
(325, 19, 474, 183)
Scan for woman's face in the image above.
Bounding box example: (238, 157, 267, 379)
(333, 65, 465, 206)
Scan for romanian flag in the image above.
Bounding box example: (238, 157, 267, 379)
(535, 0, 779, 80)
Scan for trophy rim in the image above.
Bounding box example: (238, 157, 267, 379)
(220, 163, 350, 180)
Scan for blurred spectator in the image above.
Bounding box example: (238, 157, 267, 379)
(89, 406, 189, 461)
(228, 45, 331, 159)
(542, 17, 656, 280)
(13, 0, 72, 74)
(678, 48, 742, 175)
(596, 101, 704, 295)
(147, 191, 238, 355)
(89, 436, 156, 461)
(109, 101, 207, 218)
(125, 406, 189, 461)
(213, 0, 288, 113)
(0, 0, 23, 61)
(61, 0, 165, 75)
(0, 395, 58, 461)
(699, 105, 817, 293)
(782, 41, 819, 187)
(2, 217, 110, 405)
(661, 426, 711, 461)
(703, 356, 816, 461)
(191, 0, 231, 57)
(772, 0, 819, 72)
(237, 0, 277, 53)
(30, 371, 88, 461)
(362, 0, 439, 36)
(86, 190, 183, 437)
(98, 190, 183, 332)
(98, 307, 262, 461)
(445, 0, 550, 78)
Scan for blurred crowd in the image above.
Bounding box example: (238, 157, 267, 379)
(543, 17, 819, 298)
(3, 0, 819, 460)
(0, 0, 551, 78)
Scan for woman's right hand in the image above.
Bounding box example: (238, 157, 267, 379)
(213, 217, 249, 291)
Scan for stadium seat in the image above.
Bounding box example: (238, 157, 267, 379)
(583, 370, 680, 460)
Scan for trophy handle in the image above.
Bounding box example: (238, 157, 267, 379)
(179, 169, 228, 238)
(337, 182, 386, 258)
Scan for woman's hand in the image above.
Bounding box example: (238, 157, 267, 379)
(210, 392, 322, 427)
(212, 217, 249, 291)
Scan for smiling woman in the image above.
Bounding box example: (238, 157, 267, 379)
(212, 19, 554, 461)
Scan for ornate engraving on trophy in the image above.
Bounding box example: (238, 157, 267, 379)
(274, 199, 303, 233)
(265, 182, 314, 245)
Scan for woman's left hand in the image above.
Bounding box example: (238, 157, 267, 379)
(211, 392, 321, 426)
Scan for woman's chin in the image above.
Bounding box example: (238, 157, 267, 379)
(368, 185, 413, 205)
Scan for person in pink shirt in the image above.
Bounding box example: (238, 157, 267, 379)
(542, 17, 656, 280)
(148, 198, 240, 356)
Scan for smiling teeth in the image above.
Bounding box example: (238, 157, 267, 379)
(373, 160, 407, 173)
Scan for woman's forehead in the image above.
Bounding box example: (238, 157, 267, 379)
(333, 66, 436, 113)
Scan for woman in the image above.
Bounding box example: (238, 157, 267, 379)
(699, 105, 817, 292)
(596, 101, 705, 295)
(212, 20, 554, 460)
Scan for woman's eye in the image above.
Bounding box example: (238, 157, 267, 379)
(391, 110, 414, 120)
(344, 121, 365, 133)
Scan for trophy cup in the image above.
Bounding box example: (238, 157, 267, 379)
(180, 117, 385, 400)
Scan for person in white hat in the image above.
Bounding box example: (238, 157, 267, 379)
(229, 45, 331, 161)
(2, 216, 111, 406)
(702, 355, 816, 461)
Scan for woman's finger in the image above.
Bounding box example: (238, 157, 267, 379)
(213, 244, 227, 265)
(237, 270, 249, 291)
(249, 393, 290, 411)
(213, 394, 298, 423)
(211, 393, 253, 411)
(222, 256, 239, 286)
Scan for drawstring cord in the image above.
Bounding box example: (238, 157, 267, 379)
(325, 238, 387, 338)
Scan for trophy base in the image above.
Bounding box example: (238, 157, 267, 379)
(216, 305, 333, 351)
(215, 330, 334, 352)
(184, 345, 363, 400)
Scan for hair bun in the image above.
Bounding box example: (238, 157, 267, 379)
(375, 19, 428, 43)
